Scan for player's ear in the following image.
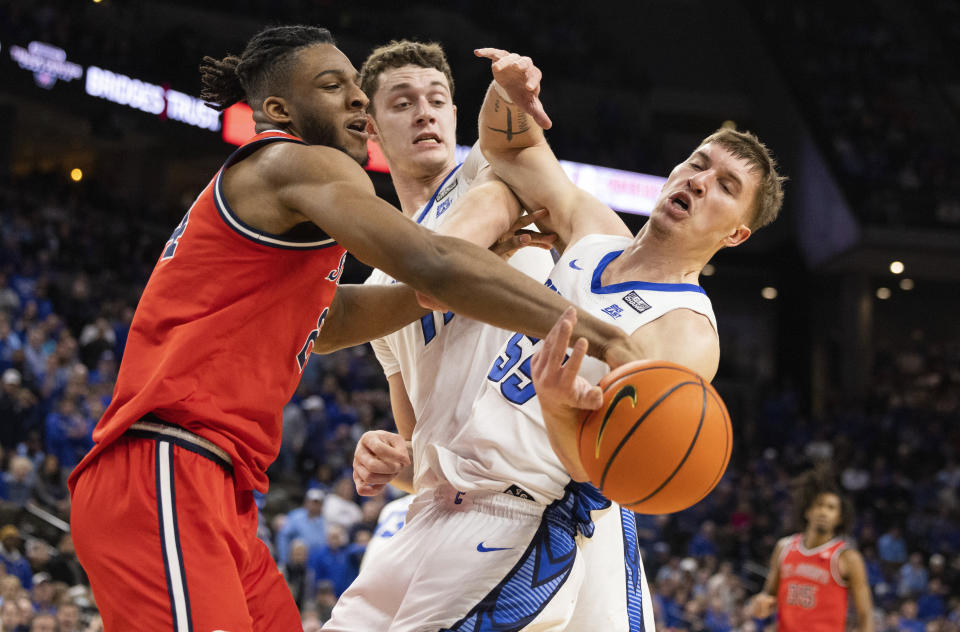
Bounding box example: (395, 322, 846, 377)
(723, 224, 751, 248)
(365, 114, 381, 143)
(262, 96, 292, 127)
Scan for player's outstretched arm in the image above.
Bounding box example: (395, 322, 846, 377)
(267, 142, 634, 364)
(314, 284, 427, 354)
(475, 48, 628, 246)
(842, 549, 876, 632)
(314, 169, 553, 353)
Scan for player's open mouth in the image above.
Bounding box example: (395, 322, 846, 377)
(345, 118, 368, 138)
(413, 133, 441, 145)
(669, 192, 691, 213)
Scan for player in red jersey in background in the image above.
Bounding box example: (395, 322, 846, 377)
(748, 469, 875, 631)
(67, 25, 636, 632)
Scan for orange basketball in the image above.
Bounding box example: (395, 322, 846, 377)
(578, 360, 732, 514)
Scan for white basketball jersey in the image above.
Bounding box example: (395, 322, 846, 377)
(425, 233, 718, 503)
(364, 145, 554, 491)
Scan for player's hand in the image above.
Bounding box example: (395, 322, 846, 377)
(474, 47, 553, 130)
(531, 307, 603, 411)
(490, 209, 557, 259)
(747, 594, 777, 619)
(353, 430, 411, 496)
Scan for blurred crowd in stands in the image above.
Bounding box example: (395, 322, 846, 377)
(745, 1, 960, 229)
(1, 164, 959, 631)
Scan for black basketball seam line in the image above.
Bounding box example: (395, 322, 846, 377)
(601, 365, 701, 392)
(588, 365, 697, 457)
(623, 377, 708, 507)
(685, 377, 730, 507)
(598, 380, 701, 491)
(594, 385, 638, 460)
(601, 365, 702, 394)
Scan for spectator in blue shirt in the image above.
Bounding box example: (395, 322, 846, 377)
(43, 397, 93, 470)
(1, 456, 35, 506)
(307, 523, 355, 597)
(0, 525, 33, 590)
(898, 553, 929, 598)
(688, 520, 718, 559)
(915, 578, 946, 621)
(897, 599, 925, 632)
(276, 488, 327, 565)
(878, 526, 908, 566)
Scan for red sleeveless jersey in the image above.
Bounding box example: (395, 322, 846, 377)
(777, 534, 849, 632)
(69, 131, 346, 492)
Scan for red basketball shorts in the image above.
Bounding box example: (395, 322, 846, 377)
(71, 433, 301, 631)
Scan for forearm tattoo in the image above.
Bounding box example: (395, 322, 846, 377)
(487, 97, 530, 142)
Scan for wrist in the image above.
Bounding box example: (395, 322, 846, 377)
(492, 81, 514, 104)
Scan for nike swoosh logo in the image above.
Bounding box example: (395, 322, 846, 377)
(569, 259, 583, 270)
(477, 542, 512, 553)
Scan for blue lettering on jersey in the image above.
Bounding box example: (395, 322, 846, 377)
(602, 304, 624, 319)
(161, 211, 191, 260)
(544, 278, 560, 293)
(487, 333, 541, 404)
(435, 198, 453, 217)
(296, 307, 329, 372)
(420, 310, 455, 345)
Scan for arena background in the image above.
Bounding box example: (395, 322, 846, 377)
(0, 1, 958, 630)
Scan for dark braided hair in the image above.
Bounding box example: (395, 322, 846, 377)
(200, 25, 335, 111)
(792, 466, 855, 535)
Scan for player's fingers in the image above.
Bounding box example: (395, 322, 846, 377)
(515, 230, 557, 249)
(356, 482, 385, 497)
(367, 441, 409, 471)
(523, 62, 541, 91)
(491, 53, 522, 74)
(510, 208, 548, 230)
(374, 430, 409, 455)
(474, 47, 510, 61)
(357, 439, 404, 472)
(526, 97, 553, 130)
(490, 234, 531, 258)
(580, 383, 603, 410)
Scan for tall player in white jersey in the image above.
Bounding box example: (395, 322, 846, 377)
(325, 39, 557, 598)
(334, 48, 785, 631)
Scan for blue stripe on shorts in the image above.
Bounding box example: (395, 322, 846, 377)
(443, 483, 610, 632)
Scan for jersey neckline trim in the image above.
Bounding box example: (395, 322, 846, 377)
(415, 163, 463, 225)
(214, 135, 339, 250)
(590, 250, 706, 295)
(795, 534, 844, 556)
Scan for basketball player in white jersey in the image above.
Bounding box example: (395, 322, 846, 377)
(334, 49, 785, 631)
(324, 39, 557, 603)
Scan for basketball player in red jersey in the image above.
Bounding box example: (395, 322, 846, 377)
(67, 25, 637, 632)
(748, 470, 875, 631)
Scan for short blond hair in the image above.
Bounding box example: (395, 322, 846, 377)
(360, 40, 454, 114)
(700, 128, 786, 230)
